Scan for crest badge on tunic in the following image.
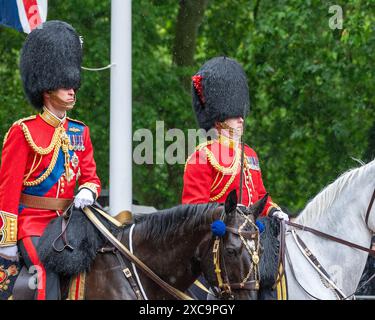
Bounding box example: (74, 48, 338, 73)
(69, 127, 81, 133)
(71, 153, 79, 169)
(64, 168, 75, 182)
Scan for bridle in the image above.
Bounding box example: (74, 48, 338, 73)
(280, 188, 375, 300)
(209, 206, 261, 300)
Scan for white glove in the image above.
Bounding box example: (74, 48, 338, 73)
(74, 188, 94, 209)
(272, 210, 289, 221)
(0, 245, 18, 261)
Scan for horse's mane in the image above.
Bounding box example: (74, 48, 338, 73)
(258, 216, 280, 289)
(134, 202, 220, 243)
(297, 159, 375, 225)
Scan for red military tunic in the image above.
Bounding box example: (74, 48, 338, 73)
(182, 135, 279, 216)
(0, 108, 101, 246)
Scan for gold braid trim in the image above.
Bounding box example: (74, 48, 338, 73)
(3, 117, 72, 187)
(21, 123, 64, 155)
(184, 139, 243, 202)
(23, 138, 62, 186)
(67, 117, 86, 126)
(21, 125, 72, 186)
(0, 211, 17, 247)
(209, 159, 240, 202)
(204, 145, 241, 175)
(184, 140, 214, 172)
(78, 182, 100, 199)
(210, 151, 237, 193)
(3, 115, 36, 147)
(206, 139, 245, 201)
(209, 147, 242, 202)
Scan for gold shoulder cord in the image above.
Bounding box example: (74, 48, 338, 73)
(21, 123, 63, 155)
(184, 139, 247, 203)
(21, 124, 71, 187)
(204, 146, 240, 175)
(2, 115, 36, 147)
(208, 145, 242, 202)
(183, 140, 214, 172)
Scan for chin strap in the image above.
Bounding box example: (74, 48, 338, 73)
(217, 121, 242, 137)
(49, 92, 76, 109)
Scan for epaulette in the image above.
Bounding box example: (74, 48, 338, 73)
(13, 115, 37, 126)
(3, 115, 37, 146)
(67, 117, 87, 127)
(184, 140, 214, 172)
(196, 140, 214, 151)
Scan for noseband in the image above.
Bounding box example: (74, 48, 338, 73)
(211, 207, 261, 299)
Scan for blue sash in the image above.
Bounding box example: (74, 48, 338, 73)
(22, 121, 84, 199)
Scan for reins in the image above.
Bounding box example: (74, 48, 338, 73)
(285, 220, 375, 256)
(278, 188, 375, 300)
(82, 206, 193, 300)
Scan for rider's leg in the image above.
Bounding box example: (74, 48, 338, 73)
(18, 236, 60, 300)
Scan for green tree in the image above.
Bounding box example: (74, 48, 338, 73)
(0, 1, 373, 213)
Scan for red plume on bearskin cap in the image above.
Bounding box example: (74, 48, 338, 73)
(191, 57, 250, 131)
(192, 75, 205, 105)
(19, 20, 83, 109)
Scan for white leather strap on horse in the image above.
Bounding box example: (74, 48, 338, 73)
(82, 207, 193, 300)
(129, 224, 149, 300)
(284, 187, 375, 256)
(291, 229, 346, 299)
(285, 220, 375, 256)
(279, 213, 375, 300)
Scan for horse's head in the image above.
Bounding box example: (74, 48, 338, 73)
(198, 190, 268, 300)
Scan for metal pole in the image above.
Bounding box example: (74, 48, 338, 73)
(110, 0, 132, 215)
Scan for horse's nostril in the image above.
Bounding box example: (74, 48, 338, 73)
(226, 248, 237, 257)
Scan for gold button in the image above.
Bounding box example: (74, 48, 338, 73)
(60, 189, 65, 193)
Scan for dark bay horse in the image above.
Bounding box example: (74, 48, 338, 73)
(56, 190, 267, 300)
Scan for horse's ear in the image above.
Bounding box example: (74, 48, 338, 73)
(225, 189, 238, 214)
(249, 193, 269, 219)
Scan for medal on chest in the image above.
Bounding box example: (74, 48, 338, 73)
(68, 127, 85, 152)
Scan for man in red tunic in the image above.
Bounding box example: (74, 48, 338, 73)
(182, 56, 287, 220)
(182, 57, 287, 300)
(0, 21, 101, 299)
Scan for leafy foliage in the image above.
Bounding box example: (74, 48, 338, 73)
(0, 1, 373, 213)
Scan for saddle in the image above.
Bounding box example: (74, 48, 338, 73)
(12, 205, 132, 300)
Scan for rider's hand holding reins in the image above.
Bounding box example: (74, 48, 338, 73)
(74, 188, 95, 209)
(269, 209, 289, 221)
(0, 245, 19, 261)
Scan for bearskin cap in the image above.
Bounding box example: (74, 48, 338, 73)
(192, 56, 250, 131)
(20, 20, 82, 109)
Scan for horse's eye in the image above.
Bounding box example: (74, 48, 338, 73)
(225, 248, 237, 257)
